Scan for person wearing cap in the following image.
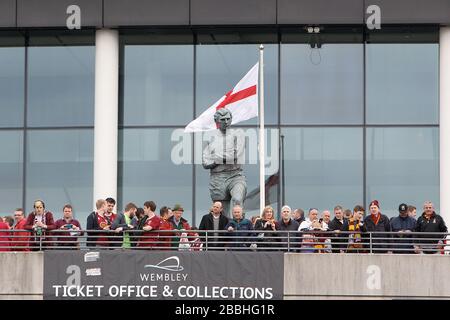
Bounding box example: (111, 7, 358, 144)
(169, 204, 192, 248)
(390, 203, 417, 254)
(363, 200, 392, 254)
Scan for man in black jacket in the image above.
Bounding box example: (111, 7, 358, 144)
(111, 202, 138, 248)
(328, 205, 347, 253)
(415, 201, 448, 254)
(390, 203, 416, 254)
(86, 199, 108, 247)
(276, 205, 300, 251)
(363, 200, 392, 254)
(199, 201, 229, 249)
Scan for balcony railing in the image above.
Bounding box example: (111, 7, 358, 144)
(0, 229, 447, 254)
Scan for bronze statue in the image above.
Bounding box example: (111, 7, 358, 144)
(202, 108, 247, 218)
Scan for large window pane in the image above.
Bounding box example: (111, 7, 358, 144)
(119, 128, 193, 223)
(27, 45, 95, 126)
(283, 127, 363, 212)
(196, 44, 278, 125)
(26, 129, 93, 226)
(0, 47, 24, 127)
(0, 131, 23, 212)
(366, 127, 439, 217)
(195, 127, 279, 223)
(366, 44, 438, 124)
(122, 45, 194, 125)
(281, 44, 363, 124)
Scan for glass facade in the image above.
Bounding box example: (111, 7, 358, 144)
(366, 31, 439, 125)
(118, 128, 193, 223)
(281, 43, 364, 124)
(282, 128, 363, 212)
(0, 131, 23, 211)
(27, 45, 95, 127)
(366, 127, 439, 216)
(0, 46, 24, 127)
(0, 31, 95, 224)
(26, 129, 94, 219)
(0, 27, 440, 226)
(122, 44, 194, 126)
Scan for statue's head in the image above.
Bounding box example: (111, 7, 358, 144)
(214, 108, 232, 133)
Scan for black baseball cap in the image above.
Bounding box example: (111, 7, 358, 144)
(398, 203, 408, 212)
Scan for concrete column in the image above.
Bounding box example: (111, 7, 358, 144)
(93, 29, 119, 206)
(440, 27, 450, 227)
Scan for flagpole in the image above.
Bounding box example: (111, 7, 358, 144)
(259, 44, 265, 216)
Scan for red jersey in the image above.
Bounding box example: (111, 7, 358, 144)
(105, 213, 117, 222)
(159, 219, 173, 249)
(97, 213, 113, 247)
(0, 221, 10, 251)
(54, 219, 82, 247)
(138, 215, 161, 248)
(12, 219, 29, 251)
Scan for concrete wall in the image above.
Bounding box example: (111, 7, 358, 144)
(0, 252, 43, 300)
(2, 252, 450, 299)
(284, 253, 450, 299)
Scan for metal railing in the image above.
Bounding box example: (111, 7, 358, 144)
(0, 229, 448, 254)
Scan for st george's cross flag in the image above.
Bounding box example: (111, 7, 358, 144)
(184, 62, 258, 132)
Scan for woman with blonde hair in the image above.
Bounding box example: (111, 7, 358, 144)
(254, 206, 278, 249)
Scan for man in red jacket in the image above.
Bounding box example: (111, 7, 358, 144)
(11, 208, 29, 251)
(105, 197, 119, 247)
(54, 204, 82, 249)
(138, 201, 161, 249)
(24, 200, 56, 251)
(158, 206, 173, 249)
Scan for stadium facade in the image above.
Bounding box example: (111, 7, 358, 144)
(1, 0, 450, 228)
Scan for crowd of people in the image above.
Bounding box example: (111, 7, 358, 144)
(0, 198, 447, 254)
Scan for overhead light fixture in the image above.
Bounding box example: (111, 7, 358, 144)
(305, 25, 322, 49)
(306, 26, 321, 33)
